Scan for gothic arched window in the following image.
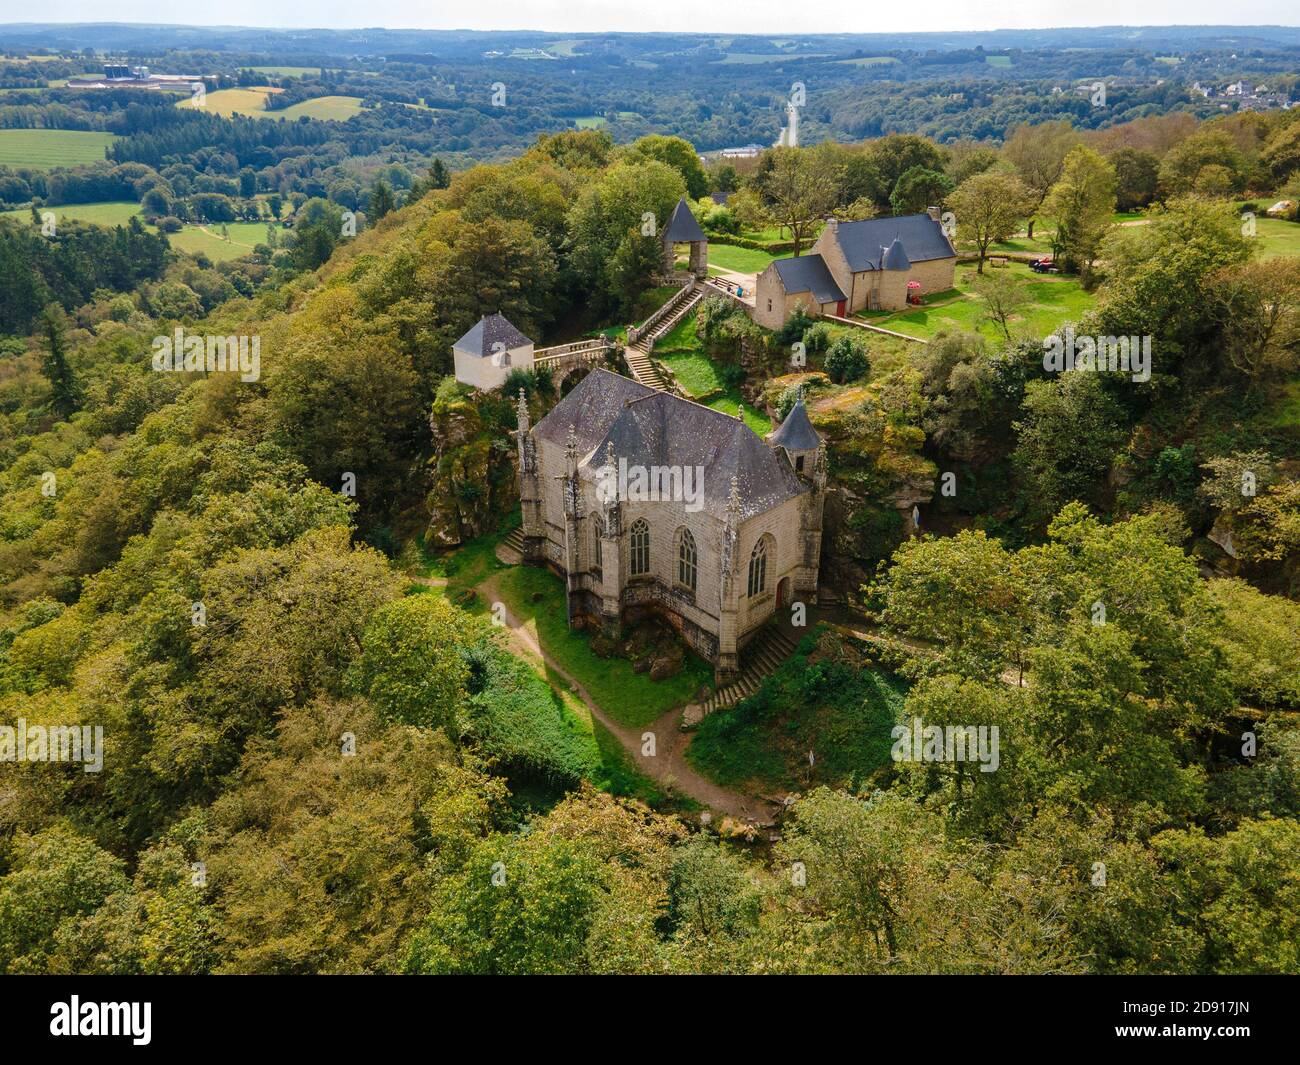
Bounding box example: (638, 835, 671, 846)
(630, 519, 650, 576)
(747, 537, 769, 597)
(677, 528, 697, 591)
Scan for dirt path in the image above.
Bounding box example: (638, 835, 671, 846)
(476, 572, 779, 826)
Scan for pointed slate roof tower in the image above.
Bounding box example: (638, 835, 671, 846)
(881, 237, 911, 272)
(768, 393, 821, 452)
(663, 196, 707, 242)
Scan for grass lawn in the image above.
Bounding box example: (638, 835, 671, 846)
(866, 263, 1094, 342)
(491, 566, 714, 729)
(687, 627, 908, 792)
(707, 243, 775, 274)
(3, 200, 140, 225)
(1253, 217, 1300, 259)
(0, 129, 116, 169)
(573, 115, 607, 128)
(654, 311, 772, 434)
(707, 393, 772, 435)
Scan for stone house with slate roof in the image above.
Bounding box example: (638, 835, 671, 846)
(754, 208, 956, 329)
(517, 369, 825, 679)
(452, 312, 535, 391)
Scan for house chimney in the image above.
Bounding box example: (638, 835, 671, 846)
(926, 206, 941, 222)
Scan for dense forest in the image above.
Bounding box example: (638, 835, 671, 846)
(0, 25, 1299, 975)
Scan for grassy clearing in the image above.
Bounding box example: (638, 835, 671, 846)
(688, 627, 908, 792)
(654, 311, 773, 435)
(1252, 218, 1300, 258)
(491, 565, 713, 729)
(0, 129, 116, 169)
(836, 56, 900, 66)
(166, 226, 258, 262)
(177, 87, 280, 116)
(278, 95, 365, 120)
(862, 263, 1094, 342)
(3, 200, 140, 225)
(573, 115, 606, 128)
(707, 243, 776, 274)
(715, 52, 833, 64)
(176, 88, 362, 121)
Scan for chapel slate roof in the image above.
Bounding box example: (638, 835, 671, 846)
(453, 313, 533, 357)
(663, 197, 707, 243)
(833, 213, 955, 272)
(534, 369, 806, 520)
(767, 396, 821, 452)
(771, 253, 846, 304)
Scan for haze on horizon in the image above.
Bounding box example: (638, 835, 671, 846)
(13, 2, 1300, 36)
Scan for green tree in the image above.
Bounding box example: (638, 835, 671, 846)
(350, 594, 472, 731)
(1041, 146, 1116, 281)
(39, 303, 79, 419)
(368, 179, 395, 221)
(946, 169, 1033, 272)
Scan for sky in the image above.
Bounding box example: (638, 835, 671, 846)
(16, 3, 1300, 35)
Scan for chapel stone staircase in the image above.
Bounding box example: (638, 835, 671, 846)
(624, 282, 704, 391)
(701, 623, 800, 715)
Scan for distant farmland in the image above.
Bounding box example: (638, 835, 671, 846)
(0, 129, 116, 169)
(176, 88, 363, 121)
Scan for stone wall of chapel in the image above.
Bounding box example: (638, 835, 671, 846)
(534, 426, 818, 654)
(735, 492, 809, 639)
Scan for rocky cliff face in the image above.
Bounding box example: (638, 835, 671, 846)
(763, 372, 936, 601)
(425, 383, 520, 547)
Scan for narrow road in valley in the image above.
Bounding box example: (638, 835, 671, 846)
(475, 571, 781, 826)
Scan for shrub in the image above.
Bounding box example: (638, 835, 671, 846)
(823, 334, 870, 383)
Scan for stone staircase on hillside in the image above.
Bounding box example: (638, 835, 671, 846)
(624, 283, 704, 390)
(700, 624, 799, 715)
(501, 527, 525, 554)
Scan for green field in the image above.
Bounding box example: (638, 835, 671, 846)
(177, 86, 280, 117)
(177, 88, 362, 121)
(707, 243, 776, 274)
(860, 263, 1094, 342)
(277, 95, 365, 120)
(3, 200, 140, 225)
(573, 115, 606, 128)
(1252, 217, 1300, 258)
(167, 223, 266, 262)
(0, 129, 116, 169)
(836, 56, 900, 66)
(986, 55, 1013, 67)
